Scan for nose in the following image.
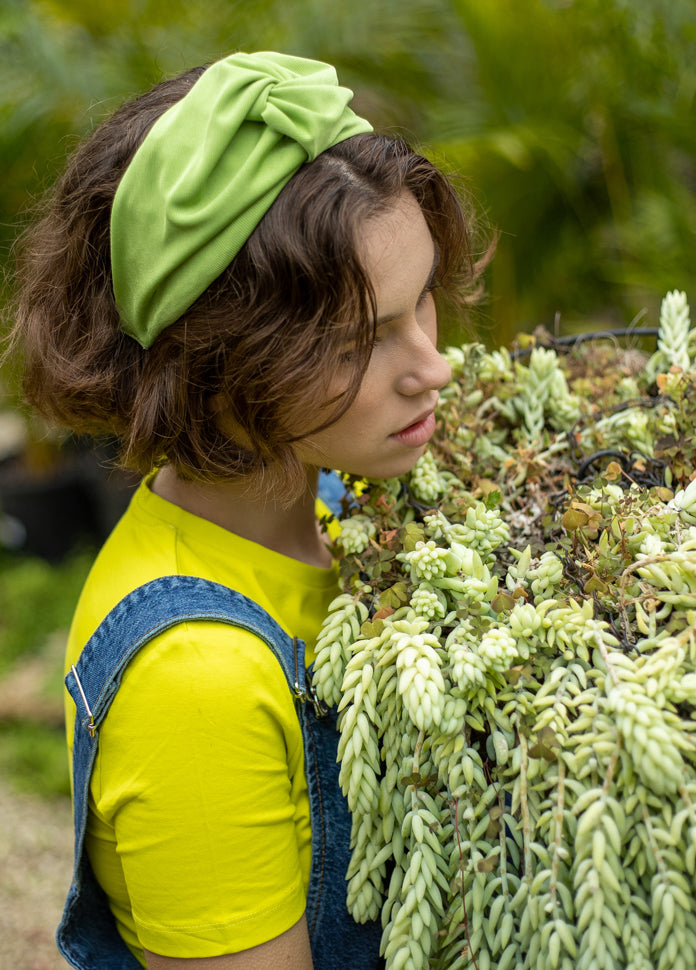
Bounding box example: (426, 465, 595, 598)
(395, 324, 452, 398)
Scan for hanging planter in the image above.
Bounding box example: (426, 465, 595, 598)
(314, 291, 696, 970)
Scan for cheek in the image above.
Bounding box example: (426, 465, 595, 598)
(321, 346, 373, 411)
(326, 352, 383, 421)
(320, 377, 385, 452)
(328, 393, 374, 440)
(344, 363, 387, 419)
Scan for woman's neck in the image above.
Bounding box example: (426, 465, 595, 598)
(151, 465, 332, 569)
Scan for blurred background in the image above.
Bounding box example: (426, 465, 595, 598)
(2, 0, 695, 337)
(0, 0, 694, 953)
(0, 1, 693, 963)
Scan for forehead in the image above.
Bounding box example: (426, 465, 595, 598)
(358, 192, 435, 314)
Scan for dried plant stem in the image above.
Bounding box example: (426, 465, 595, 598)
(642, 806, 668, 885)
(517, 724, 533, 882)
(454, 798, 479, 970)
(619, 553, 673, 609)
(498, 789, 510, 894)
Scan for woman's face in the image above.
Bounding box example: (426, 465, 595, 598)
(296, 191, 452, 480)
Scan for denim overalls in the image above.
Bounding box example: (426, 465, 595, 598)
(57, 476, 382, 969)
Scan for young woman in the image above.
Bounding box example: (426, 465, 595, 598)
(10, 51, 488, 970)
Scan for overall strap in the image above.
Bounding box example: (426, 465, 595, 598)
(67, 574, 307, 732)
(59, 574, 309, 970)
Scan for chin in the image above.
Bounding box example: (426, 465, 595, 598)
(352, 449, 428, 482)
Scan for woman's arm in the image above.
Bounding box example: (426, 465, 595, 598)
(145, 914, 314, 970)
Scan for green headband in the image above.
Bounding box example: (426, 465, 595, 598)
(110, 51, 373, 348)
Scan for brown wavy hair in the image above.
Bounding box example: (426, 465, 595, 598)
(9, 65, 491, 500)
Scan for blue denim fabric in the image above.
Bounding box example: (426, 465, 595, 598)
(57, 575, 382, 969)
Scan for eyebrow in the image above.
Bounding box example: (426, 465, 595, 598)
(375, 247, 441, 328)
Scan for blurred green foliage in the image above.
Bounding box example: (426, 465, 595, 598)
(0, 548, 94, 796)
(0, 547, 93, 673)
(0, 722, 71, 797)
(0, 0, 694, 337)
(443, 0, 696, 339)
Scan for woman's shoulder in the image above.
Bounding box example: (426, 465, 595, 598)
(111, 617, 298, 732)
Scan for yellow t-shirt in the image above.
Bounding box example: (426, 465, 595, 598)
(64, 477, 340, 964)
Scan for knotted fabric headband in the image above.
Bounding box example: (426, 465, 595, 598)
(110, 51, 373, 348)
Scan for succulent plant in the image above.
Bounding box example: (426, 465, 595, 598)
(315, 292, 696, 970)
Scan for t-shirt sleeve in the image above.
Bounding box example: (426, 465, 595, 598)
(89, 620, 310, 958)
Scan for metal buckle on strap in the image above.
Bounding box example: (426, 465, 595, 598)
(292, 638, 327, 718)
(70, 665, 96, 737)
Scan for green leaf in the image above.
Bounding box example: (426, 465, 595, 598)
(477, 853, 498, 872)
(561, 507, 590, 531)
(402, 522, 425, 552)
(360, 619, 384, 637)
(491, 591, 516, 613)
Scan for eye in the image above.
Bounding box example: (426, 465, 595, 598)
(340, 330, 384, 364)
(417, 281, 439, 307)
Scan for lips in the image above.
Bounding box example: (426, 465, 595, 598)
(390, 410, 436, 447)
(395, 410, 436, 435)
